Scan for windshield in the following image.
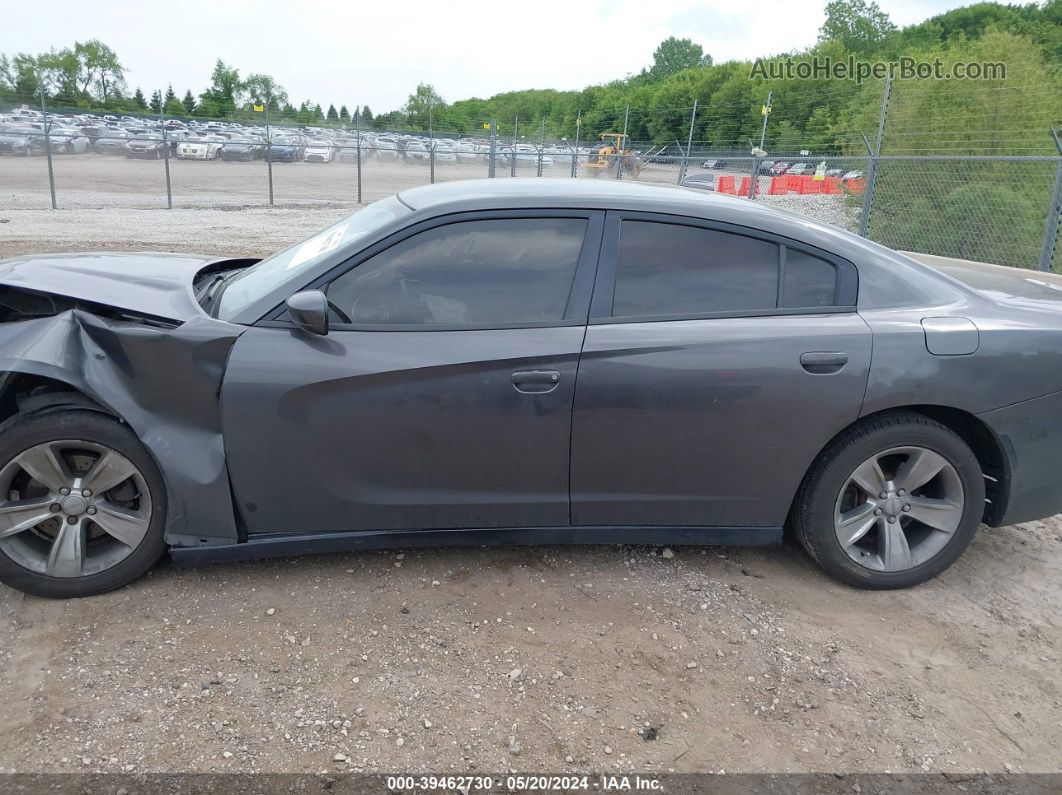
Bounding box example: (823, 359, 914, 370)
(215, 196, 411, 321)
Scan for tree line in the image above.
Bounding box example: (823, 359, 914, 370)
(0, 0, 1058, 155)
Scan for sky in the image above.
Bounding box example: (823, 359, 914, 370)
(1, 0, 976, 112)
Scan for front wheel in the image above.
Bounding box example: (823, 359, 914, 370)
(0, 410, 166, 598)
(791, 412, 984, 589)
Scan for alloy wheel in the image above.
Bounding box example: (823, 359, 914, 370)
(834, 446, 965, 572)
(0, 440, 153, 578)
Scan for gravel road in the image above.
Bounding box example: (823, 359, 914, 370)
(0, 204, 1058, 776)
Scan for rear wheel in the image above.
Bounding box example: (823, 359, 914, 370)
(792, 413, 984, 589)
(0, 410, 166, 598)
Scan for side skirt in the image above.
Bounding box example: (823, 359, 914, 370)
(168, 526, 782, 567)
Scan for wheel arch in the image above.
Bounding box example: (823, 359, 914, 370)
(0, 371, 119, 425)
(793, 404, 1008, 527)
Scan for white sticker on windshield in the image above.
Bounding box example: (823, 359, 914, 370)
(287, 224, 349, 270)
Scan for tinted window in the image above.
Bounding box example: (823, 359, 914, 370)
(327, 218, 587, 326)
(612, 221, 779, 317)
(783, 249, 839, 307)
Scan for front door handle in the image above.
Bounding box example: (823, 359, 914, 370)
(800, 351, 848, 374)
(511, 370, 561, 394)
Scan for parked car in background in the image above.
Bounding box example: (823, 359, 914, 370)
(176, 135, 225, 160)
(48, 127, 91, 154)
(769, 161, 791, 175)
(433, 142, 457, 163)
(680, 173, 715, 191)
(267, 134, 304, 163)
(701, 159, 728, 169)
(757, 160, 776, 175)
(842, 170, 865, 184)
(455, 142, 478, 164)
(219, 137, 263, 162)
(405, 140, 430, 162)
(374, 137, 400, 159)
(93, 129, 131, 155)
(125, 133, 166, 159)
(304, 139, 335, 163)
(0, 125, 47, 156)
(787, 162, 815, 175)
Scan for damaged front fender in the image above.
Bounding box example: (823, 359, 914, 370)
(0, 308, 247, 546)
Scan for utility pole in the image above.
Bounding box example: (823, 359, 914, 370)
(749, 90, 772, 199)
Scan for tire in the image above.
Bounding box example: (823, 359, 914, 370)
(791, 412, 984, 589)
(0, 409, 167, 598)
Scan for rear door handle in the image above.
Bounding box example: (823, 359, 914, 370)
(511, 370, 561, 394)
(800, 351, 848, 374)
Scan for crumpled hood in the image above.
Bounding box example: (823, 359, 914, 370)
(0, 252, 243, 322)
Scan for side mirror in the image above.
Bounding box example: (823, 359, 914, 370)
(286, 290, 329, 336)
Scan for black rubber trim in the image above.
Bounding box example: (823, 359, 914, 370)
(169, 525, 782, 566)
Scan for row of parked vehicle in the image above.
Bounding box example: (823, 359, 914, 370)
(0, 109, 595, 167)
(701, 157, 864, 182)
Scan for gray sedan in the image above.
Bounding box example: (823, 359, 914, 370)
(0, 179, 1059, 598)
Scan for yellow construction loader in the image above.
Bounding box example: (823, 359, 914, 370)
(582, 133, 647, 178)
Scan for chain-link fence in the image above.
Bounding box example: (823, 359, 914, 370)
(1, 88, 1059, 271)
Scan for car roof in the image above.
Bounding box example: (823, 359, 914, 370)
(398, 178, 807, 231)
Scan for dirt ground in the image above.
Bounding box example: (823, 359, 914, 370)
(0, 153, 859, 231)
(0, 207, 1059, 776)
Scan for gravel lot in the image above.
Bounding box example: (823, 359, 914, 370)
(0, 204, 1058, 776)
(0, 153, 860, 231)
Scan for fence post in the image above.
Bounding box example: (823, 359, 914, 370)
(159, 99, 172, 209)
(428, 101, 435, 185)
(677, 100, 697, 185)
(510, 116, 519, 177)
(265, 101, 274, 206)
(38, 86, 57, 209)
(749, 90, 772, 199)
(537, 117, 545, 178)
(355, 106, 363, 204)
(573, 111, 581, 178)
(859, 75, 891, 238)
(488, 119, 497, 178)
(1038, 128, 1062, 272)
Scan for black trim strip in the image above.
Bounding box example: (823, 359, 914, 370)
(169, 525, 782, 566)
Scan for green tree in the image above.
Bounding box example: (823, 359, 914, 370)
(243, 73, 287, 108)
(819, 0, 896, 55)
(72, 39, 124, 103)
(149, 89, 161, 114)
(326, 103, 338, 122)
(199, 59, 241, 116)
(163, 84, 182, 115)
(402, 83, 444, 130)
(181, 89, 196, 115)
(132, 86, 147, 109)
(649, 37, 711, 79)
(360, 105, 374, 125)
(339, 105, 350, 122)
